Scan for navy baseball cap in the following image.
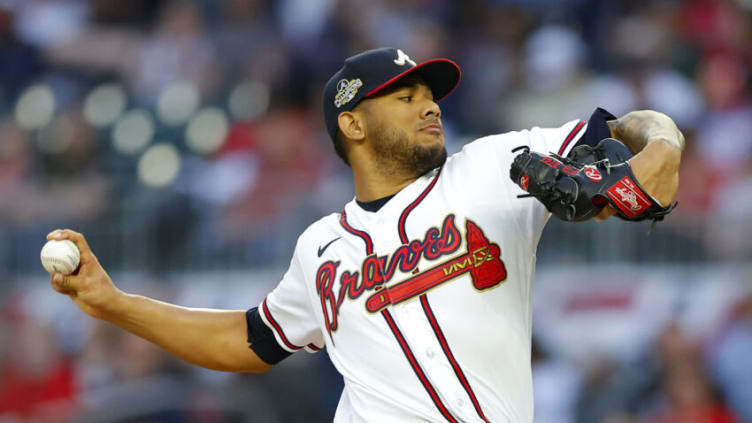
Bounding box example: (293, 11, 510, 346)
(323, 47, 461, 142)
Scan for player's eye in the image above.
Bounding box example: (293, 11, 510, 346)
(399, 96, 412, 102)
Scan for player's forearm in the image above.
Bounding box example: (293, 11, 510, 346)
(618, 111, 683, 208)
(607, 110, 685, 154)
(103, 292, 270, 373)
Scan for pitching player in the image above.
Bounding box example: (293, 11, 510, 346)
(48, 48, 683, 422)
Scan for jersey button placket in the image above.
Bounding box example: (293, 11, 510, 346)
(371, 217, 389, 250)
(392, 304, 463, 419)
(379, 208, 475, 421)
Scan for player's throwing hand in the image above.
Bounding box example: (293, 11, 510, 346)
(46, 229, 122, 319)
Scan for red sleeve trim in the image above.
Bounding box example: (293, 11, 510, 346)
(557, 120, 586, 155)
(261, 298, 321, 352)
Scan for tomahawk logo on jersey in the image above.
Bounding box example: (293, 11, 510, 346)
(246, 107, 615, 422)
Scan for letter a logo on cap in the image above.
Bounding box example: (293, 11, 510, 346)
(394, 49, 416, 67)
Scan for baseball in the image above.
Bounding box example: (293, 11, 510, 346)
(40, 240, 80, 275)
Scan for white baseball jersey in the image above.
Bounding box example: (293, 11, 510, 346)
(258, 119, 587, 422)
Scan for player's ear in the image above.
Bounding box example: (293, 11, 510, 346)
(338, 111, 366, 142)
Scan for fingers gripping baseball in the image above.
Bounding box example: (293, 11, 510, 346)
(46, 229, 120, 318)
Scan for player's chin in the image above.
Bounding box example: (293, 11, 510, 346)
(418, 130, 444, 146)
(411, 143, 447, 174)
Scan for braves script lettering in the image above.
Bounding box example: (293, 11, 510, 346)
(316, 215, 507, 340)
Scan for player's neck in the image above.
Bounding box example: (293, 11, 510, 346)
(351, 165, 417, 202)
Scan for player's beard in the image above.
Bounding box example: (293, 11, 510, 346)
(370, 121, 447, 178)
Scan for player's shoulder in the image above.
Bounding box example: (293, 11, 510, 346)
(452, 119, 585, 160)
(448, 130, 532, 166)
(463, 130, 529, 150)
(295, 211, 343, 248)
(470, 119, 583, 146)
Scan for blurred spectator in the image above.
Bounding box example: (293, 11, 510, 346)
(643, 323, 740, 423)
(214, 0, 276, 84)
(11, 0, 89, 50)
(705, 159, 752, 260)
(678, 0, 751, 53)
(678, 0, 752, 177)
(221, 109, 326, 256)
(671, 138, 725, 222)
(278, 0, 336, 45)
(504, 24, 637, 130)
(575, 322, 740, 423)
(0, 293, 79, 421)
(0, 7, 44, 104)
(695, 51, 752, 175)
(708, 294, 752, 422)
(129, 0, 220, 104)
(0, 119, 34, 224)
(0, 108, 109, 226)
(532, 338, 582, 423)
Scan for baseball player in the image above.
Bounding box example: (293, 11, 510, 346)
(48, 48, 684, 422)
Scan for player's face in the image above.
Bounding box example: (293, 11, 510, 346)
(362, 78, 447, 176)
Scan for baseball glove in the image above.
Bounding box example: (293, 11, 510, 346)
(509, 138, 676, 223)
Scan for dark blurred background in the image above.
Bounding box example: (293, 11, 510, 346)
(0, 0, 751, 422)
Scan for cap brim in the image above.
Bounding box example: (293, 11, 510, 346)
(364, 58, 461, 102)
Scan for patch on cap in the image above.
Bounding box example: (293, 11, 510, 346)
(334, 78, 363, 108)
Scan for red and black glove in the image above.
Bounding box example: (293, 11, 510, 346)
(509, 138, 676, 223)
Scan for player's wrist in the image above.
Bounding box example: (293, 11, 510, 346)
(89, 287, 129, 321)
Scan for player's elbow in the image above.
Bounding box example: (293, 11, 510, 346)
(201, 359, 273, 374)
(634, 110, 686, 151)
(228, 351, 274, 374)
(240, 361, 273, 374)
(192, 350, 273, 374)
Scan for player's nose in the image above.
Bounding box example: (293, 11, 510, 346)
(422, 100, 441, 119)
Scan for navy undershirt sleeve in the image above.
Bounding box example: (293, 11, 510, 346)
(569, 107, 617, 153)
(246, 307, 292, 365)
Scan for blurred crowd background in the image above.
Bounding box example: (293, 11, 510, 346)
(0, 0, 751, 422)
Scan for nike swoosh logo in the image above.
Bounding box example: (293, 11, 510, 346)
(317, 237, 341, 257)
